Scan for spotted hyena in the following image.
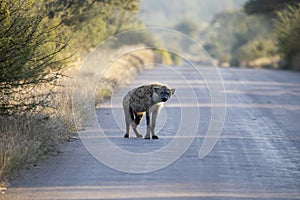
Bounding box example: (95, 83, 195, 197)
(123, 83, 175, 139)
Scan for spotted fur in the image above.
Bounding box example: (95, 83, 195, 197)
(123, 83, 175, 139)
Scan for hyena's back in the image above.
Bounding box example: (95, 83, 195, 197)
(123, 83, 163, 113)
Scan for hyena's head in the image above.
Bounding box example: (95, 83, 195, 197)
(153, 85, 175, 103)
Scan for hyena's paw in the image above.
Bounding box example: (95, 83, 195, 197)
(152, 135, 159, 139)
(144, 136, 150, 139)
(136, 134, 143, 138)
(124, 134, 130, 138)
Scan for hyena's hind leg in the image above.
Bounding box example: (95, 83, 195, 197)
(123, 107, 131, 138)
(134, 112, 143, 126)
(126, 106, 143, 138)
(131, 112, 143, 138)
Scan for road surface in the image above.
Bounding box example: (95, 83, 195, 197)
(3, 65, 300, 200)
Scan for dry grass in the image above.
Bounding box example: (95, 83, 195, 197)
(0, 114, 63, 186)
(246, 55, 282, 69)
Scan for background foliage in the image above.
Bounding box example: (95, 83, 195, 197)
(203, 10, 277, 67)
(244, 0, 300, 69)
(274, 3, 300, 69)
(139, 0, 300, 69)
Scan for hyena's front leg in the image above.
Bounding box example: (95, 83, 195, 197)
(144, 110, 151, 139)
(124, 115, 130, 138)
(150, 104, 160, 139)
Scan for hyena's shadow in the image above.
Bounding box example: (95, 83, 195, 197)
(97, 108, 176, 153)
(98, 105, 175, 137)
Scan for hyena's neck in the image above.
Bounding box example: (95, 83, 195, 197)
(152, 92, 160, 103)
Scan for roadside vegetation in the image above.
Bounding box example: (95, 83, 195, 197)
(0, 0, 178, 186)
(204, 0, 300, 69)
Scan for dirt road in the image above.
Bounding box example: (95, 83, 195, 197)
(3, 65, 300, 200)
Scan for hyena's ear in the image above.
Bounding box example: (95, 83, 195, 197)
(171, 88, 176, 95)
(153, 87, 160, 93)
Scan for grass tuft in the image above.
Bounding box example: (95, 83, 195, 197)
(0, 114, 63, 186)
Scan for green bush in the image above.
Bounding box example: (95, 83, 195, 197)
(0, 0, 68, 114)
(110, 29, 158, 49)
(174, 18, 200, 37)
(155, 49, 173, 65)
(170, 52, 183, 66)
(235, 39, 277, 64)
(275, 3, 300, 68)
(204, 10, 278, 67)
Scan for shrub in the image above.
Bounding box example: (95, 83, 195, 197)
(154, 49, 173, 65)
(205, 10, 278, 67)
(275, 3, 300, 69)
(0, 0, 68, 115)
(170, 52, 183, 66)
(235, 39, 278, 65)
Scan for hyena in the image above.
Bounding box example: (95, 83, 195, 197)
(123, 83, 175, 139)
